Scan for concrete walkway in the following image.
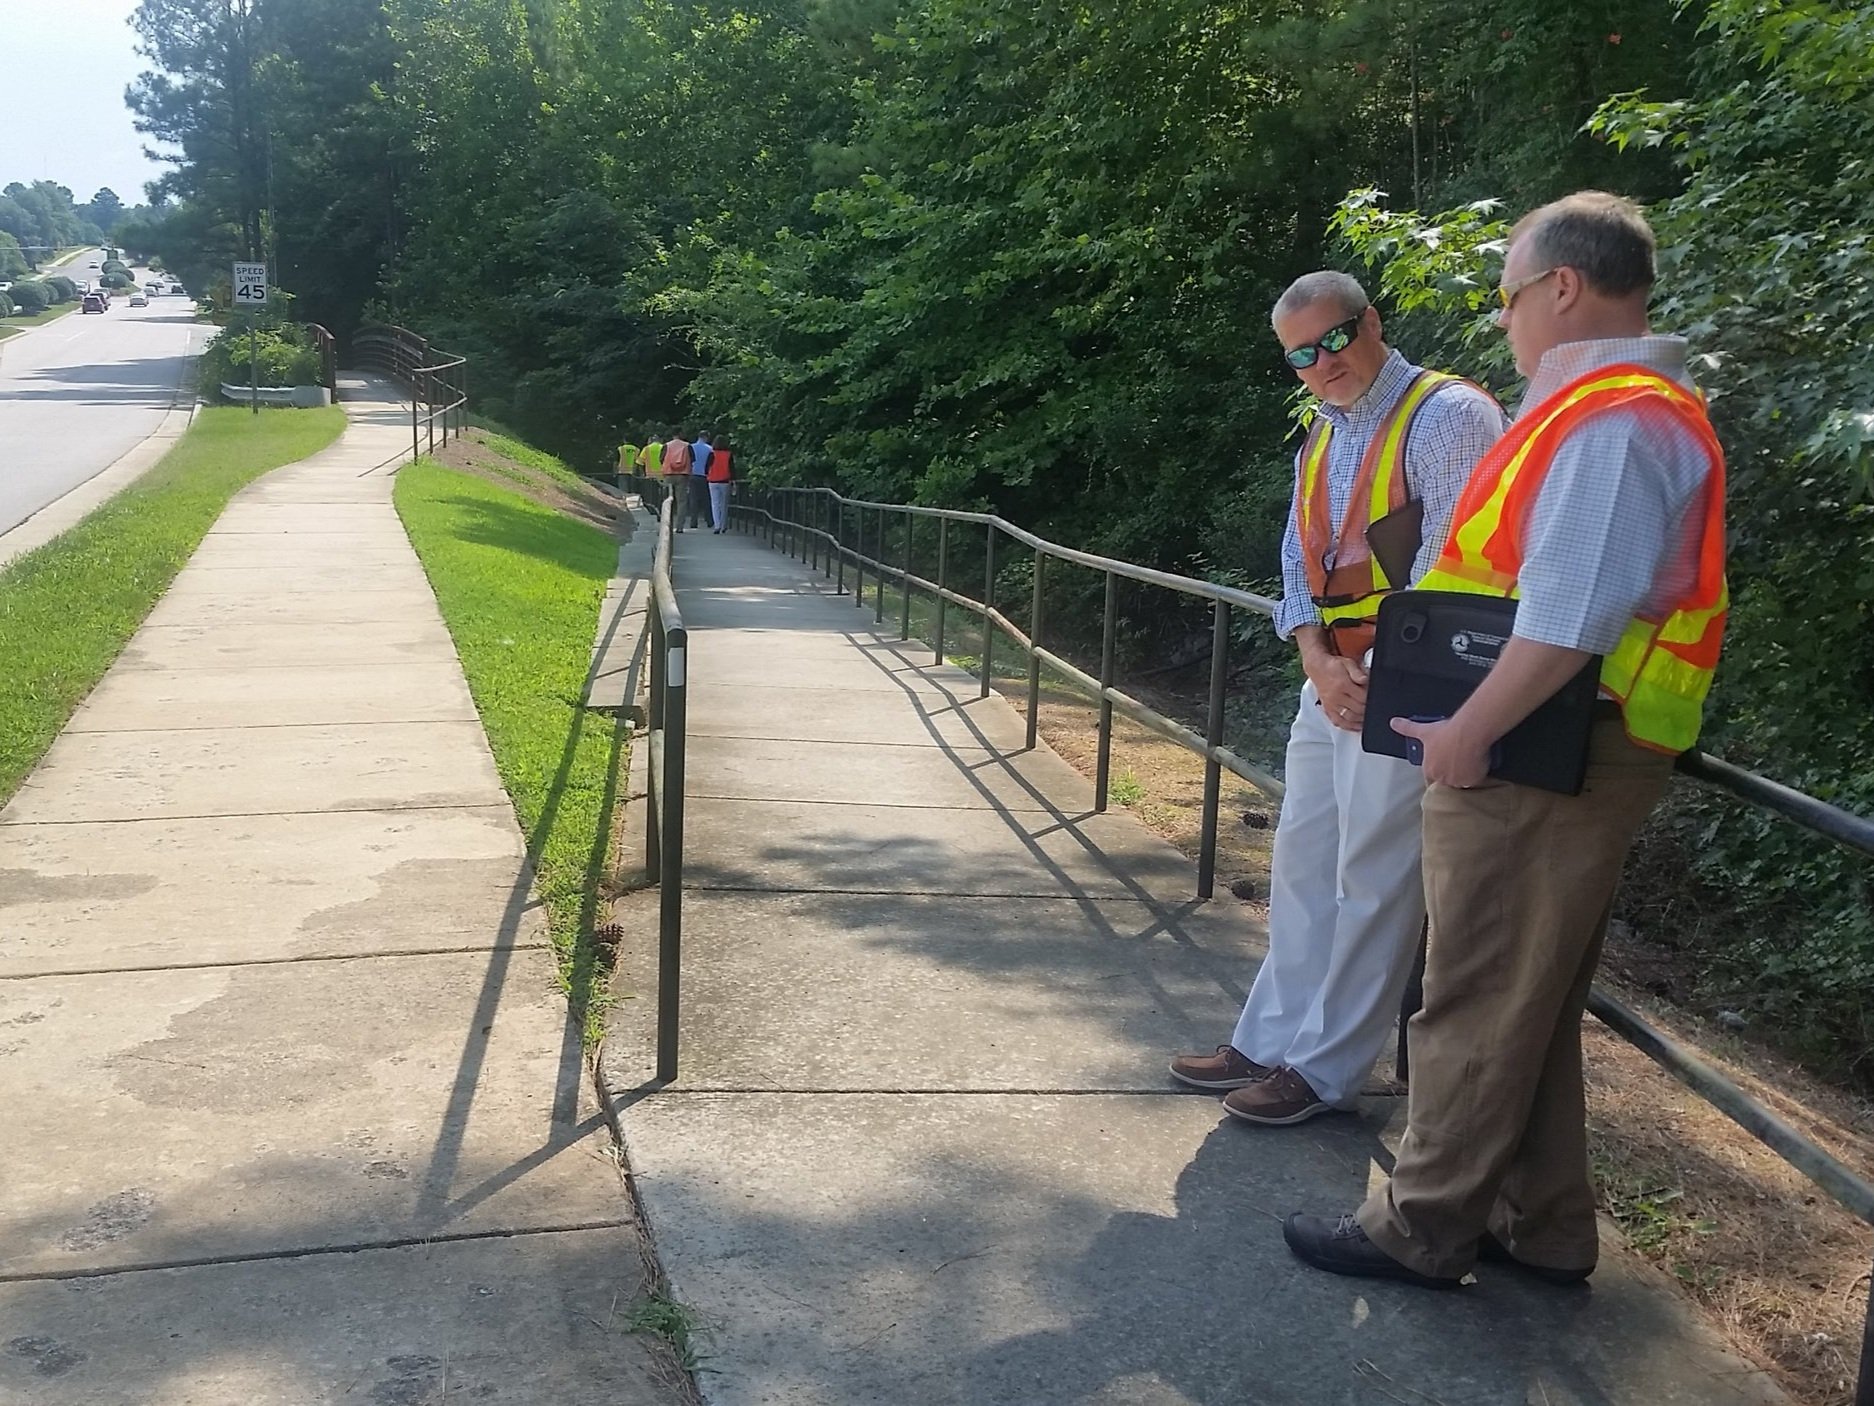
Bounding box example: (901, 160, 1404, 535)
(600, 525, 1787, 1406)
(0, 378, 670, 1403)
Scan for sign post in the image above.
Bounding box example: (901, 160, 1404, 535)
(232, 262, 268, 416)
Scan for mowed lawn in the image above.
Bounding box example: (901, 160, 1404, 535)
(0, 405, 346, 805)
(393, 459, 623, 1032)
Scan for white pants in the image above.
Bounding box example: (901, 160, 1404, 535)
(1231, 679, 1428, 1105)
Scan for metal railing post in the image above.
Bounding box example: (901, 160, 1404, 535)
(1197, 600, 1230, 899)
(934, 518, 949, 665)
(411, 391, 420, 463)
(656, 617, 687, 1083)
(1095, 570, 1117, 811)
(900, 513, 913, 640)
(646, 604, 664, 883)
(1025, 553, 1044, 750)
(855, 504, 866, 609)
(874, 507, 887, 624)
(980, 525, 995, 699)
(1856, 1271, 1873, 1406)
(836, 501, 847, 595)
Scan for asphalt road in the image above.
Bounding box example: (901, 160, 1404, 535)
(0, 249, 208, 538)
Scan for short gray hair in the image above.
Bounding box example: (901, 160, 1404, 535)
(1511, 191, 1655, 298)
(1271, 271, 1369, 327)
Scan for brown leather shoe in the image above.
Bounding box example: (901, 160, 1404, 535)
(1222, 1066, 1342, 1125)
(1168, 1044, 1274, 1091)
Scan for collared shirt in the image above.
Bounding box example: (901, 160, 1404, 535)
(1275, 349, 1506, 639)
(690, 438, 712, 476)
(1509, 336, 1713, 655)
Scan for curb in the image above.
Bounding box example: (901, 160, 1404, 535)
(0, 345, 205, 572)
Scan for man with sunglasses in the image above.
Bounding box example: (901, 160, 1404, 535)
(1169, 271, 1503, 1126)
(1283, 192, 1728, 1290)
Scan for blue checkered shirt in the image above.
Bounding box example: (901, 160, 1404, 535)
(1275, 350, 1507, 639)
(1509, 337, 1714, 655)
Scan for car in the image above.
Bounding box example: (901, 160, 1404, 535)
(87, 261, 99, 269)
(129, 292, 149, 307)
(144, 282, 163, 296)
(81, 293, 107, 313)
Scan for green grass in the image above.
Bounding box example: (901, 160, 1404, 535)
(0, 405, 346, 805)
(0, 300, 80, 340)
(477, 430, 590, 494)
(393, 460, 624, 1036)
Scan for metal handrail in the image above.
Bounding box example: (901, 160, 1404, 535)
(643, 493, 688, 1082)
(736, 484, 1281, 899)
(351, 323, 469, 460)
(728, 476, 1874, 1397)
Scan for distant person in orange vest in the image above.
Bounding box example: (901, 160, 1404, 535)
(1168, 272, 1502, 1127)
(660, 431, 693, 528)
(1284, 192, 1729, 1290)
(705, 433, 734, 533)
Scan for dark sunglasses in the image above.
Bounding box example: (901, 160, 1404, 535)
(1284, 312, 1364, 370)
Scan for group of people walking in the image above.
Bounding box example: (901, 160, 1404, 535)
(1173, 190, 1729, 1291)
(620, 429, 735, 533)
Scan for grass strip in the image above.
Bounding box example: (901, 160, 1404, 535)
(0, 405, 345, 805)
(393, 459, 623, 1037)
(0, 301, 80, 340)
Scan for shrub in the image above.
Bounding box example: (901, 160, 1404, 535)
(0, 290, 14, 318)
(6, 280, 50, 314)
(44, 276, 76, 303)
(199, 324, 322, 390)
(101, 258, 128, 275)
(100, 272, 133, 290)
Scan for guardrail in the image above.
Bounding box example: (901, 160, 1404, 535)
(351, 323, 468, 461)
(726, 478, 1874, 1401)
(642, 490, 689, 1082)
(306, 322, 337, 392)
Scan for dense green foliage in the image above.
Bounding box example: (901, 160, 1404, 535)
(5, 280, 51, 314)
(199, 323, 324, 390)
(0, 180, 104, 263)
(125, 0, 1874, 1072)
(1335, 0, 1874, 1073)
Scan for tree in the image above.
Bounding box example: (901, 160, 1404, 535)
(84, 188, 126, 233)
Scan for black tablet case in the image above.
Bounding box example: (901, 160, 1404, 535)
(1361, 590, 1602, 795)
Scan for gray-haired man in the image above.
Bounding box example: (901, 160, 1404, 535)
(1169, 272, 1504, 1126)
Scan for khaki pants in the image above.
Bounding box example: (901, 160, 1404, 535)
(1358, 716, 1672, 1278)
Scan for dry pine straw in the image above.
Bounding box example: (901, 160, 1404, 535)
(1007, 680, 1874, 1406)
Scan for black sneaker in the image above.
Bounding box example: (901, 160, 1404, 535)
(1283, 1213, 1464, 1290)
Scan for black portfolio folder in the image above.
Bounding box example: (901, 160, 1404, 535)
(1361, 590, 1602, 795)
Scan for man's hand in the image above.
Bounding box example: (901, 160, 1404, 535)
(1389, 715, 1492, 788)
(1296, 630, 1368, 732)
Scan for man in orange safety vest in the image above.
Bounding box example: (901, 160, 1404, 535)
(1283, 192, 1728, 1290)
(1167, 272, 1503, 1125)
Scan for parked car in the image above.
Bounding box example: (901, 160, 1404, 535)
(81, 293, 107, 313)
(129, 292, 149, 307)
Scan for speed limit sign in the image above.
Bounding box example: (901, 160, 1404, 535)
(233, 262, 268, 306)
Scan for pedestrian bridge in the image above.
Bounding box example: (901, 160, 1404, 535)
(597, 506, 1789, 1406)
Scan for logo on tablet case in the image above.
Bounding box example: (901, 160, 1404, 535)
(1449, 629, 1506, 670)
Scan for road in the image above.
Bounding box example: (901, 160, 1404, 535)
(0, 248, 209, 538)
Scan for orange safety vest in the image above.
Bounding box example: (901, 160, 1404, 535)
(1417, 364, 1727, 755)
(1294, 369, 1478, 659)
(706, 449, 733, 483)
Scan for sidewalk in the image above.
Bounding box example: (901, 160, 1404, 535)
(0, 378, 671, 1403)
(600, 525, 1789, 1406)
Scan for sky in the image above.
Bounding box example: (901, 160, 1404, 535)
(0, 0, 174, 205)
